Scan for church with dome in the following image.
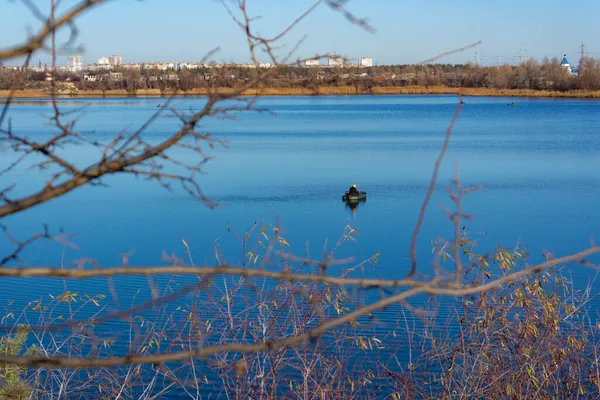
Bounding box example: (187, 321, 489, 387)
(560, 54, 579, 75)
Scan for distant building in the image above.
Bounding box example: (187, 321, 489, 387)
(122, 63, 142, 70)
(143, 62, 177, 71)
(83, 73, 99, 82)
(305, 58, 319, 66)
(67, 55, 83, 71)
(29, 65, 46, 72)
(109, 55, 123, 67)
(359, 57, 373, 67)
(328, 57, 343, 67)
(88, 63, 112, 71)
(560, 54, 570, 70)
(179, 62, 200, 69)
(561, 54, 578, 75)
(97, 57, 109, 65)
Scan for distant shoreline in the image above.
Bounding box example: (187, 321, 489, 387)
(3, 86, 600, 99)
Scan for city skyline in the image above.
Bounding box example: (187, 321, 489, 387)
(12, 51, 587, 72)
(23, 54, 374, 73)
(24, 50, 583, 70)
(1, 0, 599, 67)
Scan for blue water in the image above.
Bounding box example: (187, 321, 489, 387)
(1, 95, 600, 396)
(3, 96, 599, 274)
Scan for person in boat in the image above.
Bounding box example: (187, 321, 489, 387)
(348, 184, 359, 196)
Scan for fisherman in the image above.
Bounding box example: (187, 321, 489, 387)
(348, 184, 359, 196)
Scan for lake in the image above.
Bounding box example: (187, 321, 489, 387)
(1, 94, 599, 396)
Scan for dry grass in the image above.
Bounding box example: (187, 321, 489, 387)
(4, 86, 600, 99)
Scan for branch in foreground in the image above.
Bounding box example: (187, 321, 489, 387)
(0, 225, 75, 266)
(0, 0, 108, 62)
(418, 40, 482, 65)
(0, 245, 598, 368)
(0, 263, 422, 288)
(0, 55, 335, 220)
(409, 97, 464, 277)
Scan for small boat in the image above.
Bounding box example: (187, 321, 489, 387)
(508, 102, 516, 107)
(342, 191, 367, 202)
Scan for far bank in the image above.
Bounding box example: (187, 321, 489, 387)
(3, 86, 600, 99)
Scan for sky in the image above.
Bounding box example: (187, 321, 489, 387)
(1, 0, 600, 67)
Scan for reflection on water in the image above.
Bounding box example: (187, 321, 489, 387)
(344, 198, 367, 217)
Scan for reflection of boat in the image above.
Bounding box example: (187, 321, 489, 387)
(344, 196, 366, 215)
(342, 191, 367, 201)
(345, 197, 366, 206)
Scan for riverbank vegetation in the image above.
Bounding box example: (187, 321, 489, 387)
(2, 226, 599, 398)
(4, 56, 600, 98)
(6, 85, 600, 99)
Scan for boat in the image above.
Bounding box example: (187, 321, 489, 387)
(342, 191, 367, 202)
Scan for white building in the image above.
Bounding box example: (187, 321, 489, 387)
(67, 55, 83, 71)
(328, 57, 343, 67)
(83, 73, 99, 82)
(179, 62, 200, 69)
(560, 54, 578, 75)
(109, 55, 123, 67)
(142, 62, 175, 71)
(87, 63, 112, 71)
(359, 57, 373, 67)
(122, 63, 141, 70)
(305, 58, 319, 66)
(97, 57, 109, 65)
(560, 54, 570, 71)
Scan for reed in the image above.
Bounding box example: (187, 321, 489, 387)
(4, 86, 600, 99)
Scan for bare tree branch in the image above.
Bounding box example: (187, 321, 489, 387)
(418, 40, 482, 65)
(0, 0, 108, 62)
(409, 97, 464, 277)
(0, 245, 598, 367)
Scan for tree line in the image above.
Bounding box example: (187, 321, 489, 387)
(3, 57, 600, 92)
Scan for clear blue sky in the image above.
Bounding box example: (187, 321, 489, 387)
(1, 0, 599, 66)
